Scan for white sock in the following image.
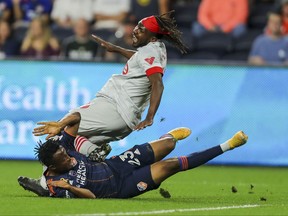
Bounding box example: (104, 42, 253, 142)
(159, 134, 173, 139)
(74, 136, 98, 156)
(220, 141, 230, 152)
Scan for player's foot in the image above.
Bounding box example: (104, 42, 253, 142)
(228, 131, 248, 149)
(88, 143, 112, 162)
(167, 127, 191, 141)
(17, 176, 49, 197)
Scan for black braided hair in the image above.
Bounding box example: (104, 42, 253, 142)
(34, 139, 60, 166)
(154, 11, 189, 54)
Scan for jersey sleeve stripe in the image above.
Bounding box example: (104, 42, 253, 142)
(146, 66, 164, 76)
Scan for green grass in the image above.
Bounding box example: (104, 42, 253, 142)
(1, 161, 287, 216)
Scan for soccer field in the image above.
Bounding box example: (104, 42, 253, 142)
(1, 161, 287, 216)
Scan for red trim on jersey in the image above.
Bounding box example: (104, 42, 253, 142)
(146, 66, 164, 76)
(122, 64, 128, 75)
(80, 104, 90, 109)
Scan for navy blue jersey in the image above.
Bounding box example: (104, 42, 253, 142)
(45, 131, 159, 198)
(45, 131, 118, 198)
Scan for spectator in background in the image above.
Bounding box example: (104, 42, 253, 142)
(51, 0, 94, 29)
(129, 0, 170, 22)
(61, 18, 99, 61)
(192, 0, 249, 38)
(12, 0, 52, 28)
(279, 0, 288, 35)
(92, 0, 130, 32)
(20, 17, 60, 59)
(0, 20, 20, 58)
(248, 12, 288, 66)
(0, 0, 13, 22)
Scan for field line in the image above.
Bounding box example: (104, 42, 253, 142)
(66, 204, 260, 216)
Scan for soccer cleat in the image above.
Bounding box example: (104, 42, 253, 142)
(88, 143, 112, 162)
(167, 127, 191, 141)
(18, 176, 49, 197)
(228, 131, 248, 149)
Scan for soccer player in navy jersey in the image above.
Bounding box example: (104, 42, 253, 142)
(19, 111, 248, 198)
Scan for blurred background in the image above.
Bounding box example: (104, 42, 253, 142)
(0, 0, 287, 166)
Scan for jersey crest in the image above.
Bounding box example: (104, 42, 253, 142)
(144, 57, 155, 65)
(137, 181, 148, 191)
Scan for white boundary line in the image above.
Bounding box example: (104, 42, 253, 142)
(65, 204, 260, 216)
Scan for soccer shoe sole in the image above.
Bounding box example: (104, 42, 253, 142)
(88, 143, 112, 162)
(17, 176, 49, 197)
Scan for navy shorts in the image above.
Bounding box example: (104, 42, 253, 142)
(105, 143, 160, 198)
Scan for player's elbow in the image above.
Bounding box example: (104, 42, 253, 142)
(71, 112, 81, 123)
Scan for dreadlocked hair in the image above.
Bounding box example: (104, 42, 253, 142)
(155, 11, 189, 54)
(34, 139, 61, 167)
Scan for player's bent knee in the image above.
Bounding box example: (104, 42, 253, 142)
(165, 138, 176, 151)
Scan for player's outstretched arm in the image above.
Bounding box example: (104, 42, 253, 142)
(134, 73, 164, 130)
(91, 34, 136, 59)
(33, 112, 81, 139)
(48, 180, 96, 199)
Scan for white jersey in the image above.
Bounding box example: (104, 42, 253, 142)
(97, 41, 167, 129)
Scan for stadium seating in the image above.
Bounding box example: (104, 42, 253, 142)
(52, 27, 74, 43)
(181, 51, 221, 60)
(14, 26, 28, 43)
(8, 0, 276, 62)
(248, 0, 273, 29)
(193, 32, 234, 57)
(220, 28, 264, 61)
(175, 0, 276, 62)
(174, 0, 200, 28)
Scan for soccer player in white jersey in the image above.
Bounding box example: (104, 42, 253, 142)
(18, 11, 188, 196)
(77, 11, 187, 159)
(42, 11, 188, 161)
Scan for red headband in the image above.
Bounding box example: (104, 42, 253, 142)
(140, 16, 170, 35)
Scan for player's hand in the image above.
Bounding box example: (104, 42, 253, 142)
(134, 119, 153, 131)
(91, 34, 116, 52)
(47, 180, 70, 189)
(33, 121, 62, 140)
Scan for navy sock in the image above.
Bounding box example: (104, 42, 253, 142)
(177, 146, 223, 171)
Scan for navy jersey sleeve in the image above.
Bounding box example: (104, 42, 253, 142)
(50, 187, 76, 198)
(59, 130, 76, 151)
